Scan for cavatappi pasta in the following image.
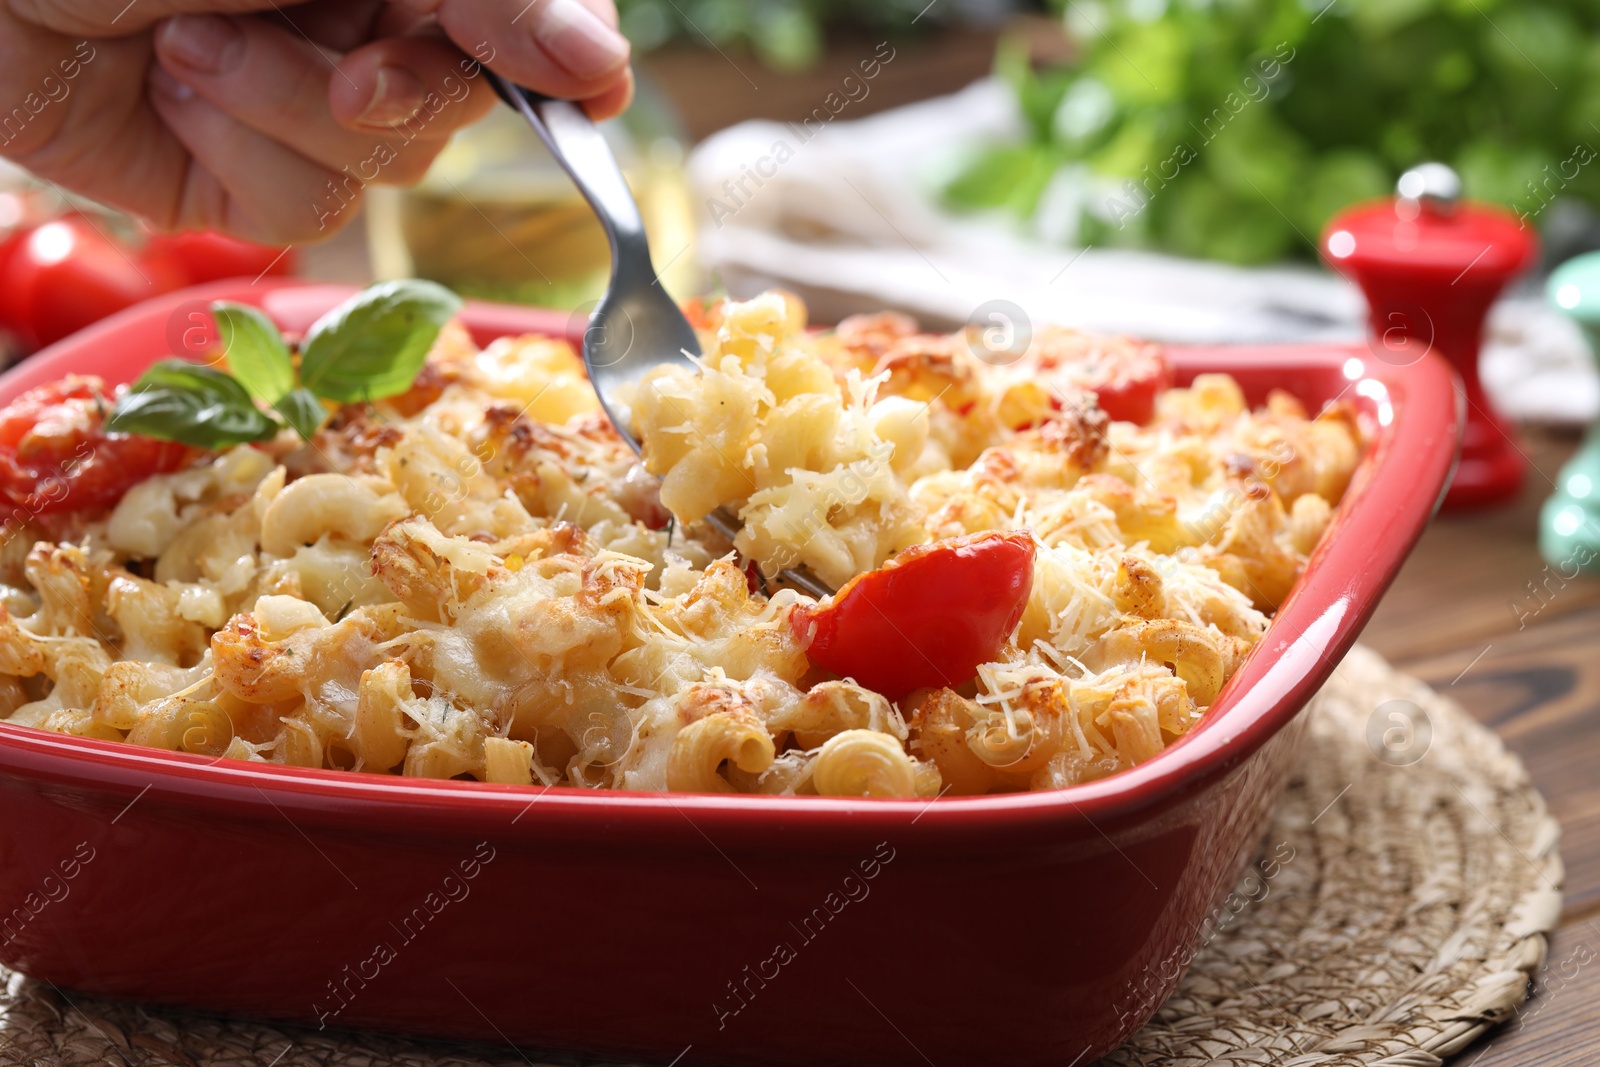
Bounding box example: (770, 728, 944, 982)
(0, 291, 1360, 796)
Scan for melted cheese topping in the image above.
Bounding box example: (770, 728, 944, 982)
(0, 294, 1361, 796)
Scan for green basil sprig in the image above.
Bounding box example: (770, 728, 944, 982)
(103, 360, 280, 447)
(108, 279, 462, 450)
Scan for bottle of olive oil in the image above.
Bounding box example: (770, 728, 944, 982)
(368, 87, 698, 310)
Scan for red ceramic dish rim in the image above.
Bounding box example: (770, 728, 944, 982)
(0, 280, 1460, 843)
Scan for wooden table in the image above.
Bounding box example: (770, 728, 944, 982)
(1360, 428, 1600, 1064)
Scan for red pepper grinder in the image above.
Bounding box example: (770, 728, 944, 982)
(1322, 163, 1537, 509)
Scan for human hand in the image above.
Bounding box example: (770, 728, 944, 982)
(0, 0, 632, 241)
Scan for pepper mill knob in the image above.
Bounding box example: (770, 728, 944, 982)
(1540, 254, 1600, 570)
(1395, 162, 1462, 215)
(1322, 162, 1538, 509)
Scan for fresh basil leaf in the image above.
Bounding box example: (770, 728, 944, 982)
(212, 302, 293, 403)
(273, 387, 327, 441)
(298, 279, 461, 404)
(122, 359, 258, 407)
(107, 359, 281, 448)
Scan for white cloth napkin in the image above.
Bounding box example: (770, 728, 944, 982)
(687, 79, 1598, 426)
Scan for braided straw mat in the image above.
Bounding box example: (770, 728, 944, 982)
(0, 645, 1563, 1067)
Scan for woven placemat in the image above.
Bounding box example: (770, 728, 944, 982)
(0, 645, 1563, 1067)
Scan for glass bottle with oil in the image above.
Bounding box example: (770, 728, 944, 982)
(369, 82, 698, 311)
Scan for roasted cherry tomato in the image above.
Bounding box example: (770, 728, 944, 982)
(1053, 347, 1171, 425)
(0, 217, 185, 350)
(141, 230, 296, 285)
(0, 377, 189, 514)
(790, 531, 1036, 698)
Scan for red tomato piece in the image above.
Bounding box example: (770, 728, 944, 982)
(790, 531, 1036, 698)
(681, 295, 722, 332)
(743, 558, 766, 596)
(1053, 347, 1172, 425)
(141, 231, 296, 286)
(0, 377, 190, 515)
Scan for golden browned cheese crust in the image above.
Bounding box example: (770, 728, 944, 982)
(0, 293, 1361, 796)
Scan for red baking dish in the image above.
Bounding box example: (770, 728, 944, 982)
(0, 281, 1458, 1066)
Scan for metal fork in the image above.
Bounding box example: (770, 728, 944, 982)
(487, 76, 832, 598)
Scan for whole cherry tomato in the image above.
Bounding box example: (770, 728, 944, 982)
(0, 217, 186, 351)
(141, 231, 296, 285)
(0, 377, 190, 514)
(790, 531, 1036, 698)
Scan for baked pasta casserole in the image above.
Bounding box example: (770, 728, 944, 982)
(0, 289, 1360, 797)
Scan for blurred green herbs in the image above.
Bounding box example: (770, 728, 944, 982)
(943, 0, 1600, 264)
(616, 0, 938, 70)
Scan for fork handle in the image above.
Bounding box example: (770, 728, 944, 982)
(486, 73, 655, 282)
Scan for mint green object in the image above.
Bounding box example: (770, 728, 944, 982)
(1542, 253, 1600, 572)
